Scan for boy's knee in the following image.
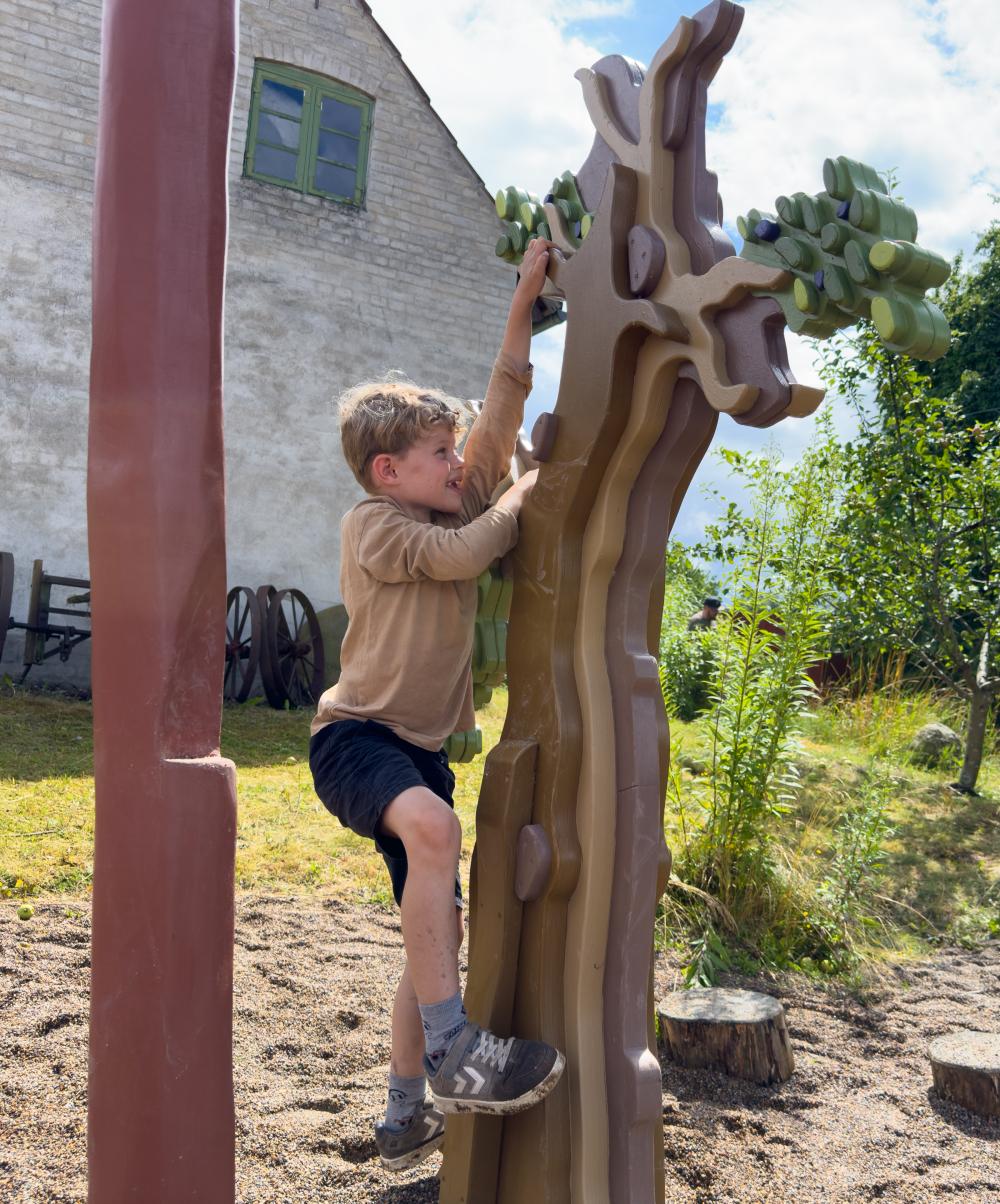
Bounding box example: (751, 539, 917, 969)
(410, 803, 461, 861)
(384, 788, 461, 861)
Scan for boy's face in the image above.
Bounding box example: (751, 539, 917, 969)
(374, 423, 464, 519)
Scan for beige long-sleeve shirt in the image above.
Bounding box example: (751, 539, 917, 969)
(311, 351, 532, 750)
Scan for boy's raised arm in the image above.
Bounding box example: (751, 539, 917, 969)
(461, 239, 554, 502)
(499, 238, 550, 368)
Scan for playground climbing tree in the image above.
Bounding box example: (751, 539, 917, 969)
(440, 4, 949, 1204)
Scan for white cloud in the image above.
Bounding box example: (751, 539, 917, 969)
(367, 1, 997, 536)
(710, 0, 999, 261)
(526, 322, 568, 426)
(370, 0, 997, 259)
(367, 1, 619, 197)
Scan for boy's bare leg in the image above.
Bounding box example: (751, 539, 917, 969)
(378, 871, 464, 1160)
(390, 963, 425, 1077)
(390, 906, 465, 1077)
(380, 785, 463, 1004)
(381, 786, 564, 1115)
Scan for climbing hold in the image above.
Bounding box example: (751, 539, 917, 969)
(530, 412, 559, 463)
(627, 225, 666, 297)
(514, 824, 553, 902)
(753, 218, 781, 242)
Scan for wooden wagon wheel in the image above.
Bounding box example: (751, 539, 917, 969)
(0, 551, 14, 664)
(260, 587, 325, 708)
(256, 584, 286, 707)
(256, 584, 276, 613)
(223, 586, 261, 702)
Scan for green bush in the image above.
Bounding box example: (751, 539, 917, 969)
(677, 430, 839, 909)
(659, 613, 715, 724)
(658, 542, 719, 722)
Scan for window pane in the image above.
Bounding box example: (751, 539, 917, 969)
(314, 160, 357, 199)
(254, 144, 298, 182)
(261, 79, 304, 119)
(317, 129, 358, 168)
(258, 112, 301, 150)
(320, 96, 362, 137)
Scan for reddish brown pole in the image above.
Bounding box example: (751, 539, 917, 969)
(87, 0, 238, 1199)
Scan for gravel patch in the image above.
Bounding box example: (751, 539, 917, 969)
(1, 897, 997, 1202)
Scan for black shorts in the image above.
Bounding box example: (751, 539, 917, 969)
(309, 718, 462, 909)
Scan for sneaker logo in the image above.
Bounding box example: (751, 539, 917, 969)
(455, 1067, 487, 1096)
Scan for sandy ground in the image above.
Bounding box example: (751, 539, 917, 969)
(1, 895, 997, 1203)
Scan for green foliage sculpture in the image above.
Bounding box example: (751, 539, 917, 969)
(495, 173, 595, 263)
(737, 157, 951, 359)
(444, 563, 513, 762)
(498, 155, 951, 363)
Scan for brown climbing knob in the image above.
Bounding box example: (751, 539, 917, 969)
(627, 225, 666, 297)
(529, 411, 559, 463)
(514, 824, 552, 902)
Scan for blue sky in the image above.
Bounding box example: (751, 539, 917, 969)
(564, 3, 694, 62)
(368, 0, 999, 545)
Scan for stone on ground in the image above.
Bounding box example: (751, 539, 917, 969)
(909, 722, 961, 767)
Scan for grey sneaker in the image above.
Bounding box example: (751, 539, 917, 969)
(374, 1101, 445, 1171)
(427, 1021, 565, 1116)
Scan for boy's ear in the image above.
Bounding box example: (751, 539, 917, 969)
(369, 452, 396, 488)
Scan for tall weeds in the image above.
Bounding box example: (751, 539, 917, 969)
(678, 430, 839, 912)
(660, 417, 886, 978)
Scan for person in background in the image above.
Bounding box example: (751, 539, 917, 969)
(687, 597, 722, 631)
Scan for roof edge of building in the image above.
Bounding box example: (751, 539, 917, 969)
(357, 1, 495, 206)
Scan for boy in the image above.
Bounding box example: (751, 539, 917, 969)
(309, 237, 564, 1171)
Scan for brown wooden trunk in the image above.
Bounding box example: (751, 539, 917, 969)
(929, 1031, 1000, 1118)
(657, 988, 794, 1085)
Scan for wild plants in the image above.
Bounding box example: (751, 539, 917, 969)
(663, 416, 859, 979)
(675, 421, 841, 913)
(658, 541, 719, 721)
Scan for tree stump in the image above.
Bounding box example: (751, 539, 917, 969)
(657, 988, 794, 1085)
(928, 1031, 1000, 1118)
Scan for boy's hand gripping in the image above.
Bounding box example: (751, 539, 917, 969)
(514, 239, 554, 307)
(495, 468, 538, 520)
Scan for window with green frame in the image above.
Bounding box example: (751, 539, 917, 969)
(245, 62, 373, 205)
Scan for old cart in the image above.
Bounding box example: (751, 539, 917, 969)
(223, 584, 325, 708)
(2, 551, 323, 707)
(0, 550, 92, 681)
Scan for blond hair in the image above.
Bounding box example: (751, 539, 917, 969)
(339, 376, 468, 491)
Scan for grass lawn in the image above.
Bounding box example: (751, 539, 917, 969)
(667, 691, 1000, 952)
(0, 688, 506, 906)
(3, 685, 998, 955)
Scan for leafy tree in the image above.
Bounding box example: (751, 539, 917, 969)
(928, 219, 1000, 425)
(663, 537, 717, 607)
(821, 326, 1000, 792)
